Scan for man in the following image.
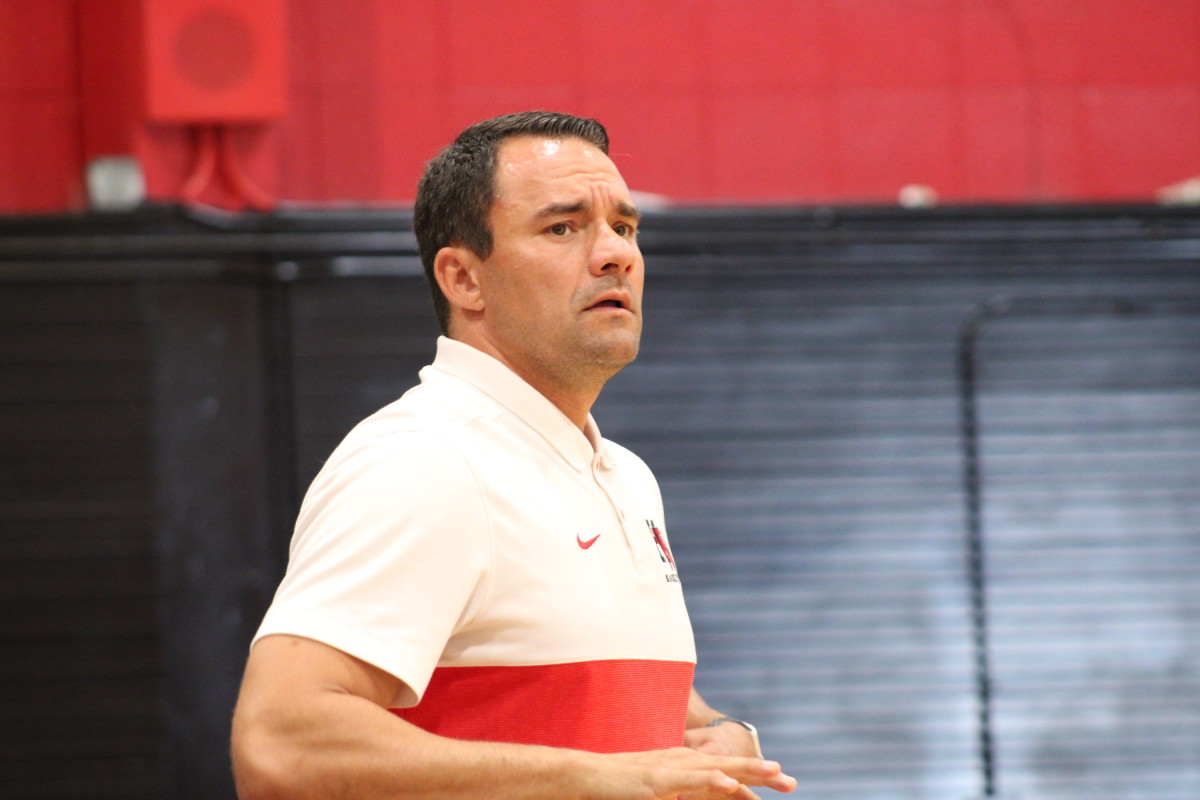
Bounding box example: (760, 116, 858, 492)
(230, 111, 796, 799)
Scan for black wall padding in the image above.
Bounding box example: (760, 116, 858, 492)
(961, 299, 1200, 800)
(1, 204, 1198, 800)
(1, 283, 169, 799)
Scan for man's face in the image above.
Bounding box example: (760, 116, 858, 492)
(472, 135, 644, 390)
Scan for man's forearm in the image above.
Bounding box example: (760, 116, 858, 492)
(231, 636, 597, 800)
(232, 637, 790, 799)
(234, 693, 589, 800)
(233, 685, 790, 800)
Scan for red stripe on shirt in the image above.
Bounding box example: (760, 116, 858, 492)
(392, 659, 694, 753)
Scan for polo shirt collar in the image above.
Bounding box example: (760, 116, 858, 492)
(427, 337, 607, 471)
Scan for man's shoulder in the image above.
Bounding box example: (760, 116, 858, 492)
(351, 376, 499, 441)
(299, 402, 488, 521)
(313, 378, 506, 485)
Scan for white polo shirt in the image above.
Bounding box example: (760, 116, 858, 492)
(254, 337, 696, 752)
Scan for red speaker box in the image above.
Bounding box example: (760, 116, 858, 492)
(80, 0, 287, 135)
(79, 0, 288, 206)
(140, 0, 287, 123)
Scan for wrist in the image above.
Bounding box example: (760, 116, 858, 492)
(705, 716, 763, 758)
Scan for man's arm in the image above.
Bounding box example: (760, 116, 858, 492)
(683, 689, 763, 759)
(231, 635, 795, 800)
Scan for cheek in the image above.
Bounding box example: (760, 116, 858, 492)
(630, 260, 646, 296)
(483, 246, 584, 321)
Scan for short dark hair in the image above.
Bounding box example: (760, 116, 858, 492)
(413, 111, 610, 334)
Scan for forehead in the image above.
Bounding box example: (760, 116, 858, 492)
(492, 136, 631, 206)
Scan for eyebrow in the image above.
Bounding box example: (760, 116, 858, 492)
(534, 199, 642, 222)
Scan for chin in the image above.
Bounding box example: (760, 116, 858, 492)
(594, 338, 641, 369)
(569, 323, 642, 371)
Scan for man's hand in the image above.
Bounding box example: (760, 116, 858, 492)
(680, 689, 788, 798)
(583, 747, 796, 800)
(683, 722, 758, 758)
(683, 689, 762, 758)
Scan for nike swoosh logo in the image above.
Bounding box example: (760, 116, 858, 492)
(577, 533, 601, 550)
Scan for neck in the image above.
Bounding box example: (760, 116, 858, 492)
(450, 330, 612, 432)
(516, 371, 601, 432)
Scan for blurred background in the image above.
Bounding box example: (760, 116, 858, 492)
(1, 2, 1199, 799)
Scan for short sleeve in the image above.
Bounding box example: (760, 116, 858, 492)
(253, 430, 490, 707)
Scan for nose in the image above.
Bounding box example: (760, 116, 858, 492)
(589, 222, 639, 277)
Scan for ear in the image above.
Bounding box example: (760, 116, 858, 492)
(433, 245, 485, 314)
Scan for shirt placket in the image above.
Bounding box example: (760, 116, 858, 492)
(591, 454, 650, 575)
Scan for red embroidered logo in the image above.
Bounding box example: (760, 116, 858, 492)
(577, 533, 601, 550)
(646, 519, 676, 569)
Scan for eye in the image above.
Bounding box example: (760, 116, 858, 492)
(614, 221, 638, 238)
(548, 222, 570, 236)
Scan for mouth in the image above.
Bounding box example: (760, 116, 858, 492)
(584, 292, 633, 313)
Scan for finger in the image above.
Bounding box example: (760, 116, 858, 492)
(761, 771, 798, 793)
(679, 778, 760, 800)
(676, 777, 739, 800)
(725, 784, 761, 800)
(660, 768, 741, 799)
(624, 749, 795, 796)
(716, 760, 798, 792)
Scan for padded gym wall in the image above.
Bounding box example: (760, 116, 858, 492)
(3, 206, 1196, 799)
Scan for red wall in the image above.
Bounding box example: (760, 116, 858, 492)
(0, 2, 82, 210)
(3, 0, 1200, 212)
